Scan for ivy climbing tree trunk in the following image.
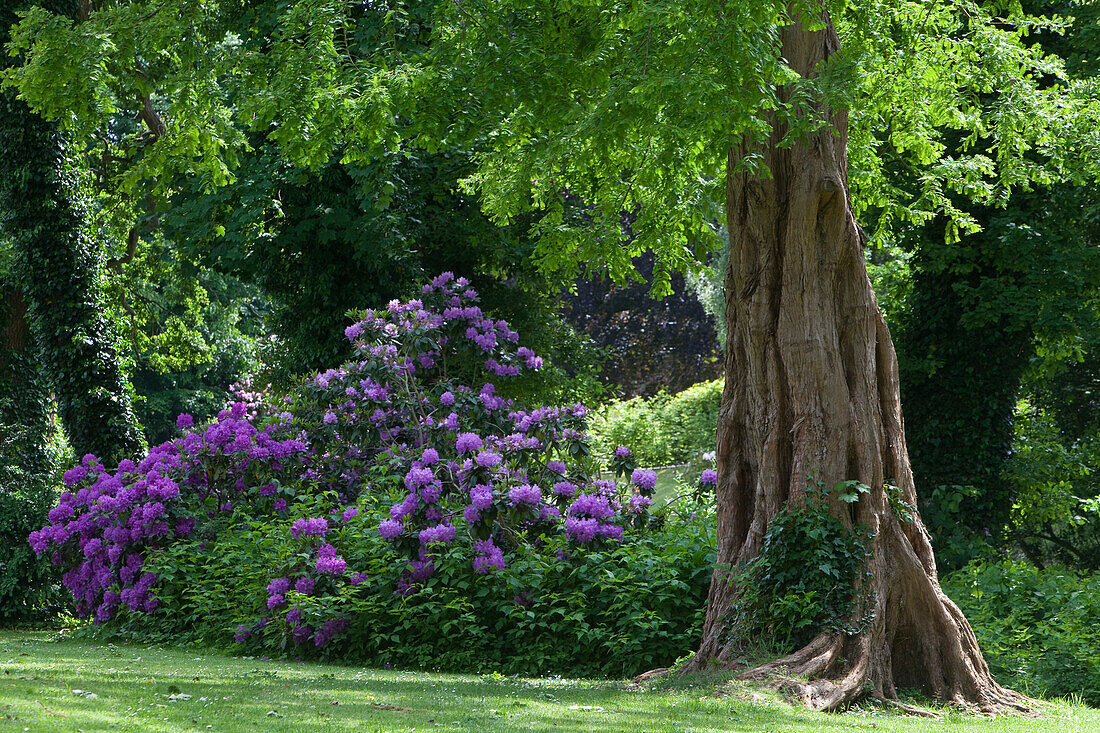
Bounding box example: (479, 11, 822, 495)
(0, 286, 51, 476)
(683, 15, 1026, 713)
(1, 0, 145, 467)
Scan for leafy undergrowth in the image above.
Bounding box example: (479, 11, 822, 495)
(2, 633, 1098, 732)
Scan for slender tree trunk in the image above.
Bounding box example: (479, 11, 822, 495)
(684, 14, 1026, 713)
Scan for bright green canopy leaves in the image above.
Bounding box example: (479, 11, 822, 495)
(427, 0, 1098, 290)
(3, 0, 1096, 291)
(3, 0, 404, 199)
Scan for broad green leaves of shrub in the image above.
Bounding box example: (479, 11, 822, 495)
(943, 560, 1100, 706)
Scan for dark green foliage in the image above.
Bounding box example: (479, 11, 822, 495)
(889, 1, 1100, 570)
(119, 253, 265, 446)
(0, 463, 65, 624)
(163, 146, 602, 403)
(341, 519, 715, 677)
(589, 379, 722, 466)
(97, 507, 716, 678)
(1004, 397, 1100, 572)
(722, 481, 874, 655)
(162, 149, 419, 376)
(0, 288, 65, 623)
(0, 0, 145, 467)
(896, 226, 1031, 567)
(897, 187, 1100, 570)
(562, 252, 723, 398)
(943, 560, 1100, 705)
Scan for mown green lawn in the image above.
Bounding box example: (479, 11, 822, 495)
(1, 631, 1097, 732)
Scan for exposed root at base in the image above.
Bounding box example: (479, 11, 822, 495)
(692, 655, 1035, 716)
(872, 694, 940, 718)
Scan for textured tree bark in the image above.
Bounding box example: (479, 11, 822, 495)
(683, 14, 1028, 713)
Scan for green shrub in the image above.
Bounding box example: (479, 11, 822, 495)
(110, 496, 716, 678)
(49, 281, 717, 676)
(590, 379, 722, 466)
(943, 560, 1100, 705)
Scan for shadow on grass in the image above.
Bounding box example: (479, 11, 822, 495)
(0, 632, 1092, 732)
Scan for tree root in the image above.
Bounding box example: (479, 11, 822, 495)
(691, 634, 1035, 715)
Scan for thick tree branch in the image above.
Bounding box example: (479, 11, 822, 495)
(138, 92, 167, 140)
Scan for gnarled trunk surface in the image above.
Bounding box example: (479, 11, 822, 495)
(683, 15, 1027, 714)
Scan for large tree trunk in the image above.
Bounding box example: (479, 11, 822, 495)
(684, 15, 1026, 713)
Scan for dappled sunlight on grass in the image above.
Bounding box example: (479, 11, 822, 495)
(1, 632, 1097, 732)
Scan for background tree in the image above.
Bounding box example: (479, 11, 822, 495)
(0, 242, 64, 622)
(883, 0, 1100, 568)
(0, 0, 144, 467)
(562, 250, 722, 398)
(3, 0, 603, 415)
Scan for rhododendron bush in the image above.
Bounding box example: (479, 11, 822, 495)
(30, 274, 714, 675)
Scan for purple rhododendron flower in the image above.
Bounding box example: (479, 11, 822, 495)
(565, 517, 599, 543)
(62, 465, 87, 487)
(404, 466, 434, 490)
(470, 484, 494, 510)
(410, 559, 435, 582)
(418, 523, 457, 546)
(267, 577, 291, 595)
(420, 482, 443, 503)
(295, 577, 315, 595)
(291, 517, 329, 539)
(539, 505, 561, 522)
(568, 493, 615, 519)
(631, 468, 657, 491)
(508, 484, 541, 505)
(455, 432, 483, 454)
(552, 481, 577, 498)
(390, 492, 418, 520)
(176, 413, 194, 429)
(474, 450, 502, 468)
(316, 554, 347, 575)
(314, 618, 349, 647)
(379, 518, 403, 539)
(472, 539, 505, 574)
(597, 523, 624, 541)
(700, 469, 718, 485)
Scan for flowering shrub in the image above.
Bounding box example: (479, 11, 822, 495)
(29, 274, 713, 670)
